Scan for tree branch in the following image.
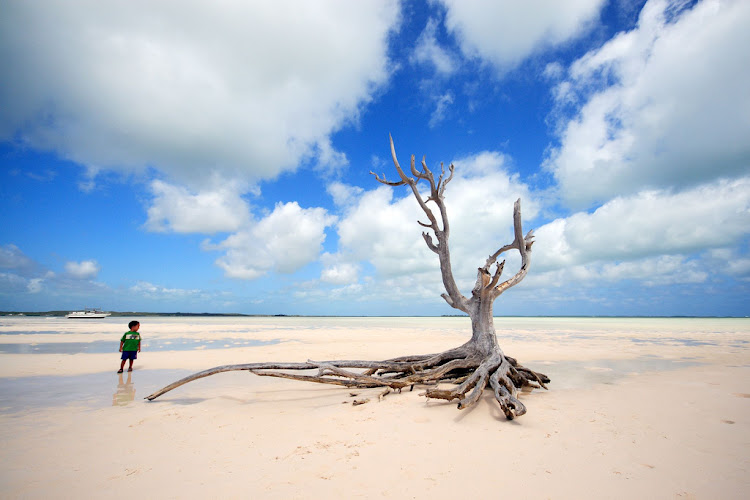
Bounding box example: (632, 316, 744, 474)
(422, 232, 439, 253)
(387, 136, 468, 312)
(486, 260, 505, 290)
(370, 171, 406, 187)
(491, 199, 533, 298)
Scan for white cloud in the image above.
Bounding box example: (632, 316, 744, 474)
(129, 281, 202, 298)
(0, 246, 48, 295)
(293, 281, 366, 304)
(0, 1, 400, 187)
(0, 244, 37, 276)
(145, 180, 250, 234)
(213, 202, 336, 279)
(0, 245, 113, 304)
(317, 252, 362, 286)
(313, 137, 349, 176)
(410, 18, 457, 75)
(601, 256, 708, 286)
(64, 260, 101, 280)
(442, 152, 539, 271)
(0, 272, 47, 295)
(533, 176, 750, 271)
(545, 0, 750, 208)
(327, 181, 364, 208)
(525, 254, 709, 291)
(727, 259, 750, 280)
(336, 185, 435, 278)
(438, 0, 605, 72)
(0, 272, 31, 294)
(542, 61, 565, 80)
(27, 278, 44, 294)
(320, 261, 360, 285)
(707, 248, 750, 280)
(428, 92, 455, 128)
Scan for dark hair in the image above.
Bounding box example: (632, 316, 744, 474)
(128, 320, 140, 330)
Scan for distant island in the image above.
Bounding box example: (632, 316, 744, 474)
(0, 311, 296, 318)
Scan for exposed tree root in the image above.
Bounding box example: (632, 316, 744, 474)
(145, 344, 549, 420)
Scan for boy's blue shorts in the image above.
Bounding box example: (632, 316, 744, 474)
(121, 351, 138, 360)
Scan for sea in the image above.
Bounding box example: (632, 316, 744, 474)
(1, 315, 748, 413)
(1, 315, 748, 353)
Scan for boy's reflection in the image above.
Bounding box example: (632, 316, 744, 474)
(112, 371, 135, 406)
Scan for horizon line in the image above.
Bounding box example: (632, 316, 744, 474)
(1, 311, 748, 319)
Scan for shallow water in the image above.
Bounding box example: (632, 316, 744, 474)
(1, 316, 748, 414)
(0, 337, 280, 354)
(537, 356, 702, 390)
(0, 355, 703, 415)
(0, 369, 193, 413)
(2, 315, 748, 340)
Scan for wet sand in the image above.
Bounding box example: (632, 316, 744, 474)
(0, 316, 748, 499)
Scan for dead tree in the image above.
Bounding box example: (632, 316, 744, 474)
(146, 136, 549, 419)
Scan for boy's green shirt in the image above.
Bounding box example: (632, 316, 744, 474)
(120, 331, 141, 351)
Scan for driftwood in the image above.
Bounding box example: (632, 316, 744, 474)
(146, 136, 549, 419)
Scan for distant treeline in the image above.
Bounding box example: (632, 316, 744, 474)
(0, 311, 296, 317)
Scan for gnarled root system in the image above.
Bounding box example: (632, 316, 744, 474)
(145, 344, 549, 420)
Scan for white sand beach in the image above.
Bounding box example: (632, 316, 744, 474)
(0, 316, 748, 499)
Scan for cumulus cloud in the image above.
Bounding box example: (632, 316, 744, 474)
(212, 202, 336, 279)
(0, 245, 51, 294)
(64, 260, 101, 280)
(438, 0, 605, 72)
(525, 254, 709, 291)
(410, 18, 457, 75)
(1, 246, 207, 308)
(533, 177, 750, 271)
(0, 272, 33, 294)
(0, 244, 38, 276)
(441, 152, 539, 273)
(709, 249, 750, 281)
(545, 0, 750, 208)
(327, 181, 364, 208)
(0, 1, 400, 187)
(145, 180, 250, 234)
(313, 137, 350, 177)
(130, 281, 202, 298)
(0, 245, 113, 304)
(601, 256, 703, 285)
(336, 185, 436, 278)
(320, 258, 360, 285)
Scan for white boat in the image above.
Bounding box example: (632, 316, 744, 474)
(66, 308, 111, 319)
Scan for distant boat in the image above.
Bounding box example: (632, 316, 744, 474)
(66, 308, 111, 319)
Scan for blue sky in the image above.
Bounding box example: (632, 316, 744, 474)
(1, 0, 749, 316)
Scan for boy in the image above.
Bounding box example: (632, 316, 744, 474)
(118, 320, 141, 373)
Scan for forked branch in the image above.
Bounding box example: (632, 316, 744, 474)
(477, 199, 535, 299)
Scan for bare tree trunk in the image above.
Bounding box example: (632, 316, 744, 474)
(146, 137, 549, 420)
